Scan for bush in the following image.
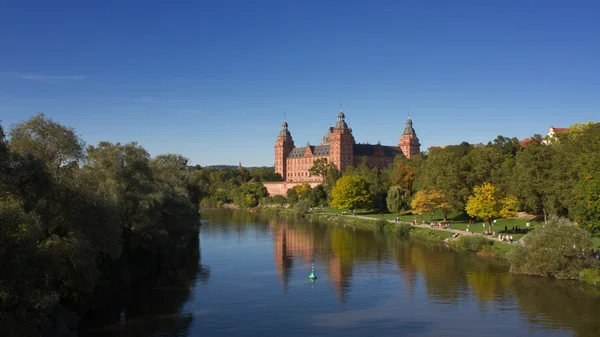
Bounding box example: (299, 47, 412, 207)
(395, 223, 413, 236)
(375, 219, 388, 232)
(453, 235, 491, 252)
(580, 268, 600, 286)
(489, 241, 514, 259)
(294, 200, 311, 216)
(409, 227, 449, 241)
(507, 216, 594, 279)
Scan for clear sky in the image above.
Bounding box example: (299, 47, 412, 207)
(1, 0, 598, 167)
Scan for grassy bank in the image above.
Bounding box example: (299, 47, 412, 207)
(259, 207, 452, 243)
(257, 208, 600, 287)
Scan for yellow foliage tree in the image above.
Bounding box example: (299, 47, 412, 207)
(330, 175, 371, 210)
(466, 182, 518, 232)
(410, 189, 453, 220)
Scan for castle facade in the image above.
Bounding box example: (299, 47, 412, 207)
(264, 108, 420, 196)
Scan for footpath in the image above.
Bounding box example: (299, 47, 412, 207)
(325, 212, 501, 242)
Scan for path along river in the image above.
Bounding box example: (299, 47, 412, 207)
(80, 210, 600, 337)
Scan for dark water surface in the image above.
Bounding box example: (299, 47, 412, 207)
(80, 210, 600, 337)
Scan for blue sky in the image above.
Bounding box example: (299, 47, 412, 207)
(1, 0, 598, 166)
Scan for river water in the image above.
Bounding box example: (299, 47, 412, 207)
(80, 210, 600, 337)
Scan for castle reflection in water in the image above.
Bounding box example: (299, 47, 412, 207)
(269, 218, 355, 302)
(268, 216, 507, 304)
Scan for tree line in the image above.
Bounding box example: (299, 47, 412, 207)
(282, 123, 600, 234)
(199, 122, 600, 237)
(1, 114, 202, 336)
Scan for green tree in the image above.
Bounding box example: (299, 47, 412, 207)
(389, 158, 415, 193)
(286, 187, 299, 204)
(416, 148, 467, 212)
(308, 184, 327, 207)
(9, 113, 85, 173)
(308, 158, 341, 194)
(507, 216, 593, 279)
(386, 186, 411, 214)
(294, 200, 311, 216)
(510, 135, 555, 223)
(330, 175, 371, 210)
(466, 182, 518, 232)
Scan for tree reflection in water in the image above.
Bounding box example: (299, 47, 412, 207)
(79, 239, 209, 337)
(83, 210, 600, 337)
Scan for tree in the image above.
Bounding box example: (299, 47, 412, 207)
(389, 158, 415, 193)
(308, 184, 327, 207)
(466, 182, 518, 232)
(510, 135, 556, 223)
(9, 113, 85, 173)
(308, 158, 340, 193)
(286, 187, 298, 204)
(410, 189, 452, 220)
(330, 175, 371, 210)
(415, 148, 468, 212)
(507, 216, 593, 279)
(386, 186, 411, 214)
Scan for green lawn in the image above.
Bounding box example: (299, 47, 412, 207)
(323, 207, 541, 240)
(592, 237, 600, 250)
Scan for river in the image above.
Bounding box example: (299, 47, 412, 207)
(80, 210, 600, 337)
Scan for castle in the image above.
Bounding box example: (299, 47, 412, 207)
(263, 108, 420, 196)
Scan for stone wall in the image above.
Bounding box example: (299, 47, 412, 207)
(263, 181, 322, 197)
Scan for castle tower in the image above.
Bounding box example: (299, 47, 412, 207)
(275, 120, 295, 180)
(399, 116, 421, 158)
(328, 107, 355, 172)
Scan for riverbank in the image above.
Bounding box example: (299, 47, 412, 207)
(258, 206, 513, 255)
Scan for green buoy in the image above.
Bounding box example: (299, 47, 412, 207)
(309, 263, 317, 281)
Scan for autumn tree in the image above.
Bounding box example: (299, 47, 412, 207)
(466, 182, 518, 232)
(410, 189, 453, 220)
(330, 175, 371, 210)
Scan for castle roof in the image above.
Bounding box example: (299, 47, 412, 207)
(403, 117, 416, 135)
(354, 144, 404, 157)
(278, 120, 292, 137)
(287, 145, 330, 158)
(335, 108, 349, 129)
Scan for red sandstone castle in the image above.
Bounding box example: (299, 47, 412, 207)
(274, 108, 420, 183)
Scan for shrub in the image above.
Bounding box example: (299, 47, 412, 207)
(375, 219, 388, 232)
(580, 268, 600, 286)
(294, 200, 311, 216)
(507, 216, 594, 279)
(453, 235, 491, 252)
(409, 227, 449, 241)
(395, 223, 413, 236)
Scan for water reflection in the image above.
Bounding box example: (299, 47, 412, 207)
(80, 239, 210, 337)
(82, 210, 600, 337)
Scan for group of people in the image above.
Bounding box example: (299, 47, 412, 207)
(429, 222, 452, 230)
(498, 234, 514, 243)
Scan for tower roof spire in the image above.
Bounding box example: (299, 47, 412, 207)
(279, 113, 291, 137)
(403, 113, 415, 135)
(335, 103, 348, 129)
